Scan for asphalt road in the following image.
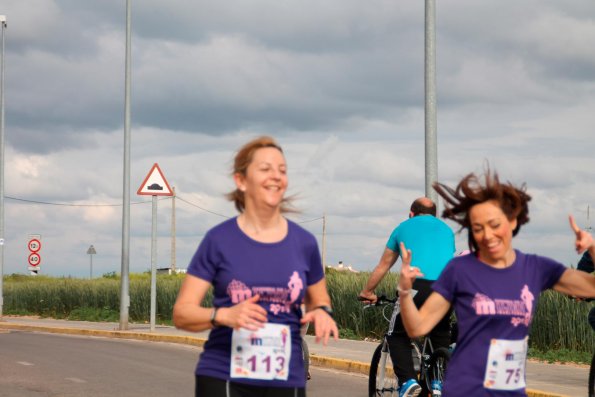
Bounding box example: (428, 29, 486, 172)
(0, 330, 368, 397)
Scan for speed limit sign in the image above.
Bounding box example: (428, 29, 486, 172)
(27, 234, 42, 273)
(28, 239, 41, 252)
(28, 252, 41, 267)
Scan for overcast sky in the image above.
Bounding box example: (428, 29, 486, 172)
(1, 0, 594, 278)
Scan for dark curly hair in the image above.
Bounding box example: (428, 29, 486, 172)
(433, 167, 531, 252)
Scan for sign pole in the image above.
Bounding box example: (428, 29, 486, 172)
(150, 195, 157, 332)
(170, 186, 176, 273)
(0, 15, 7, 318)
(137, 162, 172, 332)
(87, 245, 97, 279)
(321, 213, 326, 272)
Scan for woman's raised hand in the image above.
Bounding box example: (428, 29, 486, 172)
(569, 215, 594, 254)
(398, 242, 423, 292)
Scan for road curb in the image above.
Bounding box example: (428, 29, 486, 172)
(0, 322, 208, 346)
(309, 353, 370, 375)
(0, 322, 569, 397)
(525, 390, 568, 397)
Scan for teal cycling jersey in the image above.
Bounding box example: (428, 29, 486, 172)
(386, 215, 454, 281)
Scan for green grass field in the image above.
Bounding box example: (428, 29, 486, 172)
(3, 270, 593, 363)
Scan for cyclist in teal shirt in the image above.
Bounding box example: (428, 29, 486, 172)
(360, 197, 455, 397)
(577, 251, 595, 330)
(386, 211, 455, 281)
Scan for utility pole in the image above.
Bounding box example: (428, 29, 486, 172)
(119, 0, 132, 330)
(424, 0, 438, 204)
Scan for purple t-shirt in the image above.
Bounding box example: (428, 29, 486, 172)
(432, 250, 566, 396)
(187, 217, 324, 388)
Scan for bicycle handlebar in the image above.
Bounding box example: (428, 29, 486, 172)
(567, 294, 594, 303)
(358, 294, 397, 309)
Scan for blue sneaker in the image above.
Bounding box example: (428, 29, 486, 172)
(431, 379, 442, 396)
(399, 379, 422, 397)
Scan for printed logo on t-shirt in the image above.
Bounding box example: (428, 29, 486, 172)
(249, 326, 289, 350)
(226, 271, 304, 315)
(471, 285, 535, 327)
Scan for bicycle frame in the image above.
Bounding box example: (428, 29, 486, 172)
(363, 293, 450, 397)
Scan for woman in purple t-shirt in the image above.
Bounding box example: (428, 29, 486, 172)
(173, 136, 338, 397)
(397, 168, 595, 397)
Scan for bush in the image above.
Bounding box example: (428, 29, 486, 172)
(3, 271, 593, 358)
(3, 275, 185, 322)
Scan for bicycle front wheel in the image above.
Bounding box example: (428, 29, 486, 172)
(302, 339, 310, 381)
(588, 351, 595, 397)
(424, 347, 451, 394)
(369, 340, 398, 397)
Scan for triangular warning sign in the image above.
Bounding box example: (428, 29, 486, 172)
(137, 163, 173, 196)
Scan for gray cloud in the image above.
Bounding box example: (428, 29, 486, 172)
(0, 0, 593, 277)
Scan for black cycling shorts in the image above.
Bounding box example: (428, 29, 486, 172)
(195, 375, 306, 397)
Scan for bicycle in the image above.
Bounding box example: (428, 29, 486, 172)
(566, 295, 594, 397)
(300, 313, 311, 381)
(586, 305, 595, 397)
(302, 338, 311, 380)
(589, 350, 594, 397)
(361, 294, 451, 397)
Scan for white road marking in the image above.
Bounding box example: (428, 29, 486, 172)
(17, 361, 34, 366)
(65, 377, 87, 383)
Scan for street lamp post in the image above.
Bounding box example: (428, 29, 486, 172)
(87, 245, 96, 279)
(0, 15, 7, 319)
(120, 0, 132, 330)
(425, 0, 438, 204)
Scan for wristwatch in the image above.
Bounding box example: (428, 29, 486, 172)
(210, 307, 220, 328)
(315, 305, 334, 318)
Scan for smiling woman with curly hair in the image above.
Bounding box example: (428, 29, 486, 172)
(398, 167, 595, 397)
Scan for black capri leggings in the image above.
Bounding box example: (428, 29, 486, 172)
(589, 307, 595, 331)
(195, 375, 306, 397)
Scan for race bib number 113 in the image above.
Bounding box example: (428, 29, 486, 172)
(230, 323, 292, 381)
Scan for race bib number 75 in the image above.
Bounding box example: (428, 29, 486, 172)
(484, 337, 528, 391)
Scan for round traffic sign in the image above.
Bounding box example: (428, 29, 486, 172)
(28, 239, 41, 253)
(28, 252, 41, 266)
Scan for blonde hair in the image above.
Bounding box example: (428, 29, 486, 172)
(226, 136, 296, 213)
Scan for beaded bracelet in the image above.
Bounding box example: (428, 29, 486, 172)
(397, 286, 412, 297)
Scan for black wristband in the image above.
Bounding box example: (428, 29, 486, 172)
(314, 305, 334, 318)
(210, 307, 219, 328)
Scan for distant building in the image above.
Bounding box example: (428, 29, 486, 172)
(156, 267, 187, 275)
(326, 261, 359, 273)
